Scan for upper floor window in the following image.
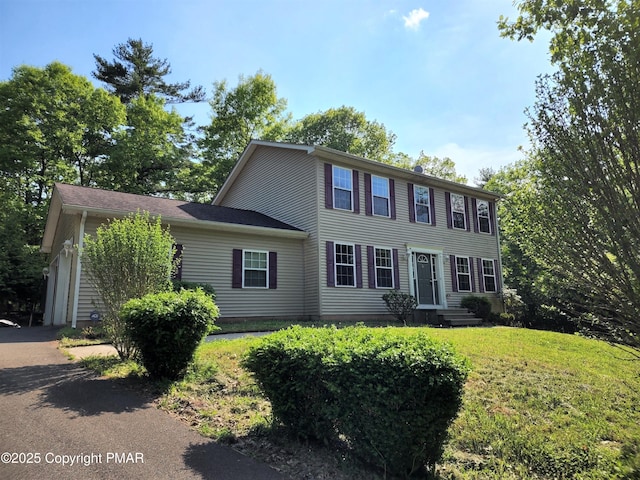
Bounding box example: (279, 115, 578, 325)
(333, 166, 353, 211)
(243, 250, 268, 288)
(477, 200, 491, 234)
(375, 247, 394, 288)
(335, 243, 355, 287)
(455, 256, 472, 292)
(481, 259, 497, 292)
(451, 193, 467, 230)
(371, 175, 390, 217)
(414, 186, 431, 224)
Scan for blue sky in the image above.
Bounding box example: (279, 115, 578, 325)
(0, 0, 553, 183)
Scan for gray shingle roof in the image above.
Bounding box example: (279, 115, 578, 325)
(54, 183, 302, 232)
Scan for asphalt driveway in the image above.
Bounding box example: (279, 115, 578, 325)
(0, 326, 286, 480)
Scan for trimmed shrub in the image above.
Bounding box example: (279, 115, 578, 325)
(460, 295, 492, 320)
(171, 279, 216, 298)
(382, 289, 418, 325)
(121, 288, 220, 380)
(242, 326, 470, 477)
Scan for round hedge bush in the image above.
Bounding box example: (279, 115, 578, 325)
(121, 288, 219, 380)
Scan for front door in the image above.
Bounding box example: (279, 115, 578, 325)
(413, 253, 440, 306)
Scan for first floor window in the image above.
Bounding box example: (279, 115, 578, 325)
(335, 243, 355, 286)
(244, 250, 268, 288)
(482, 259, 497, 292)
(375, 247, 393, 288)
(414, 186, 431, 224)
(477, 200, 491, 234)
(451, 193, 467, 230)
(456, 256, 472, 292)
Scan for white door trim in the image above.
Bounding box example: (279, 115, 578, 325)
(406, 246, 447, 310)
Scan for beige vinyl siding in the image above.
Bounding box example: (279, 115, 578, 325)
(171, 227, 305, 319)
(76, 217, 104, 324)
(75, 219, 306, 323)
(217, 145, 321, 317)
(317, 160, 502, 315)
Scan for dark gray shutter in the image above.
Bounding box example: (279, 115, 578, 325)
(324, 163, 333, 209)
(429, 188, 436, 226)
(364, 173, 372, 216)
(445, 192, 453, 229)
(172, 244, 183, 280)
(326, 241, 335, 287)
(268, 251, 277, 289)
(408, 183, 416, 223)
(464, 196, 471, 231)
(232, 249, 242, 288)
(494, 259, 502, 291)
(450, 254, 458, 292)
(355, 244, 363, 288)
(353, 170, 360, 214)
(469, 256, 476, 292)
(367, 245, 376, 289)
(489, 201, 496, 236)
(389, 179, 396, 219)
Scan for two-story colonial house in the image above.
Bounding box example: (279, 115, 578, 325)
(41, 140, 503, 328)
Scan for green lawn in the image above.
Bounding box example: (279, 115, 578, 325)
(78, 326, 640, 479)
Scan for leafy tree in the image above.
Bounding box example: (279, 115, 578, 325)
(197, 71, 290, 196)
(413, 152, 468, 184)
(93, 38, 205, 104)
(474, 167, 496, 189)
(286, 106, 396, 162)
(499, 0, 640, 347)
(97, 94, 191, 196)
(0, 191, 46, 315)
(81, 211, 178, 360)
(0, 62, 125, 212)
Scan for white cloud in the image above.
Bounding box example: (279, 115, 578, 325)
(403, 8, 430, 30)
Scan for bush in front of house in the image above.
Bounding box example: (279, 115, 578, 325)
(121, 288, 220, 380)
(242, 326, 470, 477)
(171, 279, 216, 298)
(382, 289, 418, 325)
(460, 295, 492, 320)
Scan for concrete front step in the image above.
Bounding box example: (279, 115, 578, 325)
(438, 309, 482, 327)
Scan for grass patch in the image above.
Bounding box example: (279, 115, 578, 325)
(76, 326, 640, 479)
(57, 325, 109, 347)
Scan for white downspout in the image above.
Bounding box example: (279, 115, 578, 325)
(71, 211, 87, 329)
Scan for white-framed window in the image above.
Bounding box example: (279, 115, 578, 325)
(414, 186, 431, 224)
(372, 175, 390, 217)
(482, 258, 497, 292)
(456, 256, 472, 292)
(451, 193, 467, 230)
(375, 247, 394, 288)
(333, 166, 353, 211)
(243, 250, 268, 288)
(477, 200, 491, 234)
(335, 243, 355, 287)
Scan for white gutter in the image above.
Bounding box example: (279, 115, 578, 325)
(71, 210, 87, 329)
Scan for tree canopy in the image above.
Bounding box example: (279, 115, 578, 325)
(285, 106, 397, 162)
(498, 0, 640, 347)
(93, 38, 205, 104)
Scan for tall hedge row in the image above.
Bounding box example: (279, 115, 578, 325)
(242, 326, 470, 477)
